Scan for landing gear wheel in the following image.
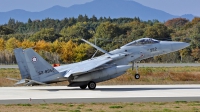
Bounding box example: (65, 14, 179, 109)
(135, 74, 140, 79)
(80, 85, 87, 89)
(88, 81, 96, 90)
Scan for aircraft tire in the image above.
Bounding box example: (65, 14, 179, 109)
(135, 74, 140, 79)
(88, 81, 96, 90)
(80, 85, 87, 89)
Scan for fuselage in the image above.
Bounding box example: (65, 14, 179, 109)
(57, 38, 189, 71)
(44, 38, 189, 85)
(110, 38, 189, 62)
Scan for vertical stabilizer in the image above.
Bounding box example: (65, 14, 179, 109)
(23, 48, 59, 81)
(14, 48, 30, 79)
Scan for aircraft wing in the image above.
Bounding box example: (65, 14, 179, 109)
(64, 57, 113, 77)
(63, 53, 129, 77)
(62, 39, 129, 77)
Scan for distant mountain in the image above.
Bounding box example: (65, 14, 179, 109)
(181, 14, 195, 20)
(0, 0, 196, 24)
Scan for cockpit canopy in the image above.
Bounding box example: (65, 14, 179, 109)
(124, 38, 160, 46)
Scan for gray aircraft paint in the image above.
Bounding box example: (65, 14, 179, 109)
(73, 65, 131, 82)
(12, 38, 190, 89)
(14, 48, 30, 79)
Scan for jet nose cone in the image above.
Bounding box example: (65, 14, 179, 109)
(171, 42, 190, 51)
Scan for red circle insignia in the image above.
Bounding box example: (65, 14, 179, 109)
(32, 57, 37, 62)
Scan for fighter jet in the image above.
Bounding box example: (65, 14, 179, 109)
(11, 38, 189, 90)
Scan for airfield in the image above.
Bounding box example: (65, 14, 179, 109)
(0, 63, 200, 104)
(1, 63, 200, 69)
(0, 85, 200, 104)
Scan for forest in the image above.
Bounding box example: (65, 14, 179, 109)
(0, 15, 200, 64)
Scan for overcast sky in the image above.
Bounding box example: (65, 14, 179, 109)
(0, 0, 199, 16)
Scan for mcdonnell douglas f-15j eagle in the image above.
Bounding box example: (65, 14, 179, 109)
(11, 38, 189, 90)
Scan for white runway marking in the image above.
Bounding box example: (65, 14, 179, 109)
(0, 85, 200, 104)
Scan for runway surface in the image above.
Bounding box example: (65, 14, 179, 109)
(0, 65, 18, 68)
(0, 85, 200, 104)
(0, 63, 200, 69)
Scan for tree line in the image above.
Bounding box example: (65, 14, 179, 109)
(1, 15, 200, 64)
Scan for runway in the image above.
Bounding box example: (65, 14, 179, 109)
(0, 63, 200, 68)
(0, 85, 200, 104)
(0, 65, 18, 68)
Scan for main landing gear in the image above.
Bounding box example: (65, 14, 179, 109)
(132, 62, 140, 79)
(88, 81, 96, 90)
(79, 81, 96, 90)
(80, 85, 87, 89)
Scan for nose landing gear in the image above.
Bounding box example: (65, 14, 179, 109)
(132, 61, 140, 79)
(135, 73, 140, 79)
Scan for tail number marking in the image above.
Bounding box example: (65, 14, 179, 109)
(38, 68, 55, 75)
(150, 47, 157, 52)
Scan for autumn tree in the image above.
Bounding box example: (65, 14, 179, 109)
(0, 38, 5, 51)
(60, 40, 77, 63)
(34, 40, 50, 52)
(29, 28, 60, 42)
(165, 18, 189, 28)
(144, 23, 171, 40)
(95, 22, 121, 39)
(5, 37, 19, 51)
(20, 39, 35, 49)
(123, 21, 147, 41)
(49, 40, 62, 53)
(74, 43, 91, 62)
(60, 23, 92, 41)
(190, 23, 200, 49)
(191, 17, 200, 25)
(0, 26, 14, 35)
(94, 22, 121, 48)
(191, 48, 200, 62)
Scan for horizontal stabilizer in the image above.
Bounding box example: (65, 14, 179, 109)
(25, 80, 47, 85)
(6, 78, 19, 81)
(15, 79, 27, 85)
(7, 78, 46, 86)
